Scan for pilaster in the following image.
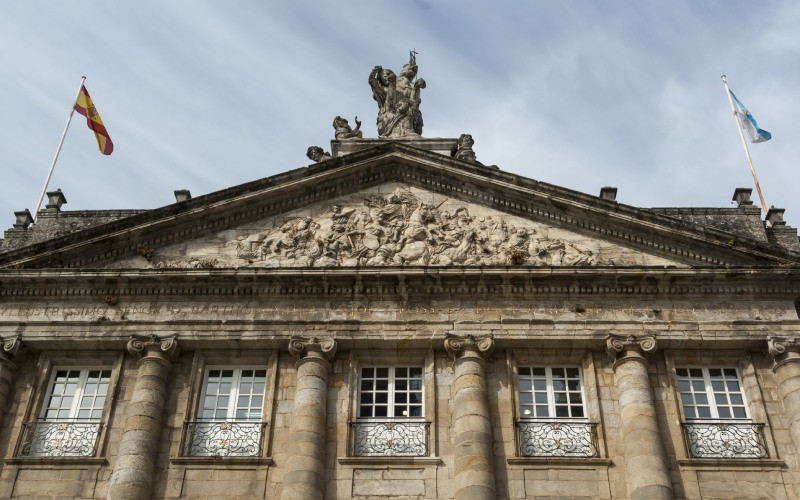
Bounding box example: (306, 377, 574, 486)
(767, 336, 800, 463)
(444, 333, 496, 500)
(606, 334, 673, 500)
(0, 336, 22, 418)
(108, 335, 179, 500)
(280, 337, 336, 500)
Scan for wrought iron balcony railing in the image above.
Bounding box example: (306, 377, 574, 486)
(351, 420, 430, 457)
(682, 420, 768, 459)
(182, 421, 267, 457)
(16, 419, 102, 457)
(517, 420, 599, 458)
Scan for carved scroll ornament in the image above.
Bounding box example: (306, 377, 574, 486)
(127, 334, 179, 360)
(444, 333, 494, 363)
(288, 336, 337, 363)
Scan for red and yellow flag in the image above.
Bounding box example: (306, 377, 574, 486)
(74, 85, 113, 155)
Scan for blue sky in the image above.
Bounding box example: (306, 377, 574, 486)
(1, 1, 798, 235)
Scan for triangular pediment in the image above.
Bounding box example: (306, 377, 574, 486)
(1, 142, 796, 269)
(106, 184, 683, 269)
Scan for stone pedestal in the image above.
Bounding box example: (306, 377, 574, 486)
(0, 336, 22, 418)
(767, 336, 800, 460)
(607, 335, 673, 500)
(280, 337, 337, 500)
(108, 335, 178, 500)
(444, 334, 496, 500)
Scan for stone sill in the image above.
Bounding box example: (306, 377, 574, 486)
(507, 457, 612, 468)
(677, 458, 785, 470)
(338, 457, 442, 467)
(5, 456, 106, 466)
(170, 456, 274, 466)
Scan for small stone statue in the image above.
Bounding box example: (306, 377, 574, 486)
(453, 134, 499, 169)
(333, 116, 363, 140)
(454, 134, 478, 163)
(369, 52, 426, 139)
(306, 146, 332, 163)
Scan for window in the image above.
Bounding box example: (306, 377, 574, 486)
(676, 367, 767, 458)
(516, 366, 598, 457)
(18, 368, 111, 457)
(353, 366, 429, 456)
(184, 367, 267, 457)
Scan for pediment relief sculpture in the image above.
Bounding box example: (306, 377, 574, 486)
(130, 186, 681, 270)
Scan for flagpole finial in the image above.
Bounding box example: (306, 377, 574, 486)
(721, 75, 727, 83)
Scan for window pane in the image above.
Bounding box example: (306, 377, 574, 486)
(733, 407, 747, 419)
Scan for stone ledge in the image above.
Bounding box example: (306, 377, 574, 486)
(5, 456, 107, 466)
(169, 456, 273, 466)
(338, 456, 442, 467)
(507, 457, 613, 468)
(677, 458, 785, 470)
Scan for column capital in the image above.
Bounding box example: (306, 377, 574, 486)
(607, 334, 657, 369)
(444, 333, 494, 364)
(127, 334, 179, 361)
(767, 336, 800, 371)
(288, 336, 337, 363)
(0, 335, 23, 369)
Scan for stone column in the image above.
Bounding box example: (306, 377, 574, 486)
(0, 336, 22, 417)
(444, 333, 496, 500)
(767, 336, 800, 458)
(280, 337, 337, 500)
(108, 335, 179, 500)
(607, 335, 673, 500)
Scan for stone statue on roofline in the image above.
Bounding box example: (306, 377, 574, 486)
(306, 146, 332, 163)
(333, 116, 362, 140)
(369, 50, 426, 139)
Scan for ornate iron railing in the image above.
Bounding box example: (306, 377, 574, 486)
(16, 420, 102, 457)
(517, 420, 599, 457)
(682, 421, 768, 458)
(183, 421, 267, 457)
(351, 420, 430, 457)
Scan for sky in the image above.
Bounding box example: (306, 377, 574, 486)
(1, 1, 798, 235)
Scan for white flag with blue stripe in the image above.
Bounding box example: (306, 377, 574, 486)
(729, 90, 772, 143)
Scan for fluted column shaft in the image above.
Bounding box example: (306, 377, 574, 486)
(280, 337, 336, 500)
(607, 335, 673, 500)
(445, 334, 496, 500)
(768, 337, 800, 460)
(108, 335, 178, 500)
(0, 336, 22, 422)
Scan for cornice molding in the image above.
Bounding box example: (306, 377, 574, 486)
(1, 144, 796, 270)
(1, 267, 800, 300)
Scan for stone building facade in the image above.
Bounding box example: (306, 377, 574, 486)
(2, 63, 800, 499)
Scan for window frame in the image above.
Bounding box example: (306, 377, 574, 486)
(675, 365, 751, 421)
(174, 350, 277, 462)
(13, 351, 124, 460)
(356, 365, 425, 421)
(197, 366, 269, 422)
(516, 365, 588, 421)
(39, 367, 112, 422)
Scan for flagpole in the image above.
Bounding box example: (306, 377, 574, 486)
(32, 76, 86, 224)
(721, 75, 768, 219)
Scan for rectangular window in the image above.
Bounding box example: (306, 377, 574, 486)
(353, 366, 428, 457)
(676, 366, 767, 458)
(676, 367, 748, 420)
(185, 367, 267, 457)
(518, 366, 585, 419)
(516, 366, 597, 457)
(18, 368, 111, 457)
(358, 366, 423, 419)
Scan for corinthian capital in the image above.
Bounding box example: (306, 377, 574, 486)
(766, 336, 800, 370)
(127, 334, 179, 360)
(288, 336, 337, 363)
(444, 333, 494, 363)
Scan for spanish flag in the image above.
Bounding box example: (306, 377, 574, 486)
(74, 85, 113, 155)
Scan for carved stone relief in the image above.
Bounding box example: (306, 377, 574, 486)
(109, 185, 682, 269)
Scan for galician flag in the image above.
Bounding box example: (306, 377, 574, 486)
(74, 85, 114, 155)
(729, 90, 772, 143)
